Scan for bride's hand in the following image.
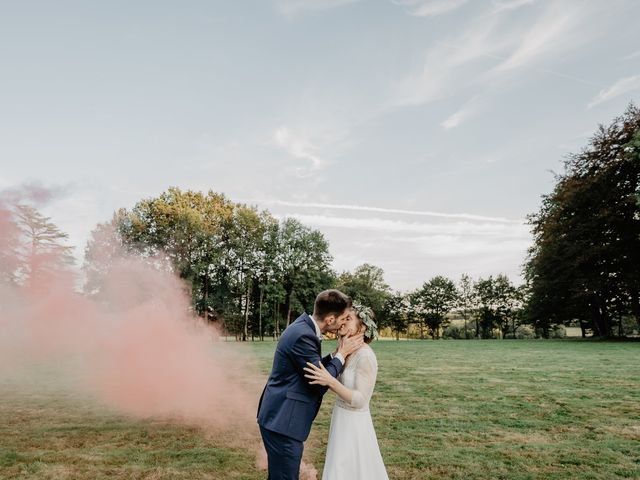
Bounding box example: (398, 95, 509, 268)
(304, 362, 336, 387)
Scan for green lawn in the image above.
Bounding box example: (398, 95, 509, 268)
(1, 340, 639, 479)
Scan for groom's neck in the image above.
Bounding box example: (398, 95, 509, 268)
(311, 313, 327, 334)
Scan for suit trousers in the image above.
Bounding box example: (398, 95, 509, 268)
(260, 425, 304, 480)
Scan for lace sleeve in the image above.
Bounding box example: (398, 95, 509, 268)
(349, 350, 378, 409)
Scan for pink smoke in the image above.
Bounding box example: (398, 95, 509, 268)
(0, 185, 320, 479)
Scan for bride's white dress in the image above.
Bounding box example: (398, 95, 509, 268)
(322, 345, 388, 480)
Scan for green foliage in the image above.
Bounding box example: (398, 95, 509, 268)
(380, 293, 410, 340)
(514, 324, 535, 339)
(6, 204, 75, 288)
(84, 188, 334, 340)
(410, 276, 458, 339)
(337, 263, 391, 318)
(526, 104, 640, 338)
(473, 275, 525, 339)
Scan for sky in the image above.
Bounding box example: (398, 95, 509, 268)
(1, 0, 639, 291)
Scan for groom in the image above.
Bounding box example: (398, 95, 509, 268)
(257, 289, 364, 479)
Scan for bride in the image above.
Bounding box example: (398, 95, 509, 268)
(304, 303, 389, 480)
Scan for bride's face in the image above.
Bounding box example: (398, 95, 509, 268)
(338, 310, 364, 337)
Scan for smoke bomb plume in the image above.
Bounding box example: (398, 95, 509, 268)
(0, 185, 320, 478)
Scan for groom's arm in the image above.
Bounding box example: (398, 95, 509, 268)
(289, 334, 343, 394)
(321, 352, 345, 367)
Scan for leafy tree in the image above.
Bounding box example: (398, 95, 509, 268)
(456, 274, 478, 339)
(0, 202, 21, 285)
(83, 213, 128, 298)
(412, 276, 458, 339)
(89, 189, 336, 340)
(474, 277, 498, 339)
(14, 204, 74, 289)
(381, 292, 409, 340)
(526, 104, 640, 337)
(337, 263, 391, 317)
(276, 218, 334, 327)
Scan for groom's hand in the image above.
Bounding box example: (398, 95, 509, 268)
(338, 333, 364, 358)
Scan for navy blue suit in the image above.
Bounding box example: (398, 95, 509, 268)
(258, 313, 344, 479)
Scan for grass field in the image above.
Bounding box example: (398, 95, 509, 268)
(1, 340, 639, 479)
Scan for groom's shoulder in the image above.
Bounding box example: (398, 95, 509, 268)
(280, 314, 314, 342)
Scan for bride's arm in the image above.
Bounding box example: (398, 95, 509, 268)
(304, 352, 377, 408)
(304, 361, 354, 403)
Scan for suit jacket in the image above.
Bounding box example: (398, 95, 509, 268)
(257, 313, 344, 442)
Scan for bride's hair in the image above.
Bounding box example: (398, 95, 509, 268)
(351, 303, 378, 344)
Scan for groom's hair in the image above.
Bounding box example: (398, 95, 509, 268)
(313, 289, 352, 321)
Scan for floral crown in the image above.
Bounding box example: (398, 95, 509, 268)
(352, 302, 378, 341)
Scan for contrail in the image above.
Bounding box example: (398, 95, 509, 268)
(243, 199, 523, 224)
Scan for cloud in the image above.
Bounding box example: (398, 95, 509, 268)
(252, 199, 521, 223)
(588, 74, 640, 109)
(491, 0, 536, 13)
(273, 126, 327, 178)
(489, 4, 578, 73)
(393, 0, 468, 18)
(621, 50, 640, 61)
(392, 1, 604, 109)
(272, 212, 531, 289)
(390, 13, 507, 107)
(274, 213, 529, 237)
(276, 0, 360, 18)
(441, 95, 483, 130)
(391, 234, 530, 257)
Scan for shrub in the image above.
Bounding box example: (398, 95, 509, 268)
(551, 324, 567, 339)
(514, 325, 536, 339)
(443, 324, 463, 339)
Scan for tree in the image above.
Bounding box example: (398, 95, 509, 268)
(14, 204, 75, 289)
(337, 263, 391, 317)
(276, 218, 334, 327)
(493, 275, 522, 339)
(100, 189, 336, 340)
(474, 277, 498, 339)
(526, 104, 640, 337)
(381, 293, 409, 340)
(412, 276, 458, 339)
(83, 213, 128, 298)
(456, 274, 477, 339)
(0, 202, 21, 285)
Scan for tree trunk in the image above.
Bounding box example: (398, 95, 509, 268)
(242, 283, 250, 342)
(596, 296, 612, 338)
(631, 289, 640, 331)
(203, 274, 209, 322)
(463, 314, 468, 339)
(286, 294, 292, 327)
(259, 287, 264, 341)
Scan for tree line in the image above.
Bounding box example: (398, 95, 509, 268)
(2, 104, 638, 340)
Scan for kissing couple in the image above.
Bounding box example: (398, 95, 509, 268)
(257, 289, 388, 480)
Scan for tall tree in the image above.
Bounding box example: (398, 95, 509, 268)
(456, 274, 477, 339)
(526, 105, 640, 337)
(14, 204, 75, 289)
(475, 276, 498, 339)
(412, 276, 458, 339)
(337, 263, 391, 316)
(381, 292, 409, 340)
(0, 202, 21, 285)
(276, 218, 334, 326)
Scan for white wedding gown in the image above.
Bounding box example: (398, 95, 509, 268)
(322, 345, 389, 480)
